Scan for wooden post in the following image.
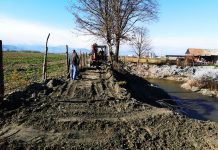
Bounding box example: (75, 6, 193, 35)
(42, 33, 50, 82)
(0, 40, 4, 102)
(66, 45, 69, 74)
(83, 53, 85, 67)
(85, 52, 87, 67)
(84, 53, 86, 67)
(79, 51, 82, 69)
(82, 53, 84, 67)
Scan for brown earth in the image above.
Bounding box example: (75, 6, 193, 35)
(0, 65, 218, 149)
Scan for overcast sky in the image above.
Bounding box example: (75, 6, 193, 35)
(0, 0, 218, 56)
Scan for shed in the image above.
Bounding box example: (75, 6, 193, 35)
(186, 48, 218, 63)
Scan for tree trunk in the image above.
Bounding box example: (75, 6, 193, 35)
(137, 57, 140, 66)
(0, 40, 4, 102)
(42, 33, 50, 82)
(107, 42, 113, 64)
(115, 38, 120, 62)
(137, 54, 141, 66)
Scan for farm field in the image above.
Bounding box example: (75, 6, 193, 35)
(3, 51, 67, 94)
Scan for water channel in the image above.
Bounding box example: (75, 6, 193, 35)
(147, 79, 218, 122)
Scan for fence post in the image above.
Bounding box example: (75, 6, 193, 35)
(79, 51, 82, 69)
(0, 40, 4, 102)
(82, 53, 84, 68)
(82, 53, 86, 67)
(85, 52, 87, 67)
(42, 33, 50, 82)
(66, 45, 69, 74)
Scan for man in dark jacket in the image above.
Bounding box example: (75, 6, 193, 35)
(71, 50, 79, 80)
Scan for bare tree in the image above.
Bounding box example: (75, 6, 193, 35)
(68, 0, 158, 62)
(130, 27, 152, 63)
(110, 0, 158, 62)
(68, 0, 114, 63)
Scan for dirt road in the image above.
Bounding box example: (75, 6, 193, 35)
(0, 66, 218, 149)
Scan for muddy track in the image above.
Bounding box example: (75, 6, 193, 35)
(0, 66, 218, 149)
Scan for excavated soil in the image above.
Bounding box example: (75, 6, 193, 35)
(0, 65, 218, 149)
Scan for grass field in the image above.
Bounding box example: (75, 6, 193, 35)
(3, 51, 67, 94)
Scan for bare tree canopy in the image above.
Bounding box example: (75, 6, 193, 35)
(68, 0, 158, 62)
(130, 27, 152, 58)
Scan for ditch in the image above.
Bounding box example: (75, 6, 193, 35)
(147, 78, 218, 122)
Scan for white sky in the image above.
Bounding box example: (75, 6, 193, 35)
(0, 16, 96, 49)
(1, 15, 218, 56)
(1, 0, 218, 56)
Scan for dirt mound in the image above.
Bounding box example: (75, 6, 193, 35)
(0, 66, 218, 149)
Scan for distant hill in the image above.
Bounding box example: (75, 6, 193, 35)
(3, 45, 20, 51)
(3, 44, 90, 54)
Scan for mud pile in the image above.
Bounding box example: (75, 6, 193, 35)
(0, 66, 218, 149)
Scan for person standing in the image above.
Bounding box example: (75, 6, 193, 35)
(71, 50, 79, 80)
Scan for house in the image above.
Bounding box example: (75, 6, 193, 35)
(185, 48, 218, 63)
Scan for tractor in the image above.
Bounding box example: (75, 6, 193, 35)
(90, 43, 108, 67)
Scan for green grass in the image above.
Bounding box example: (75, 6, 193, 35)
(3, 51, 67, 93)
